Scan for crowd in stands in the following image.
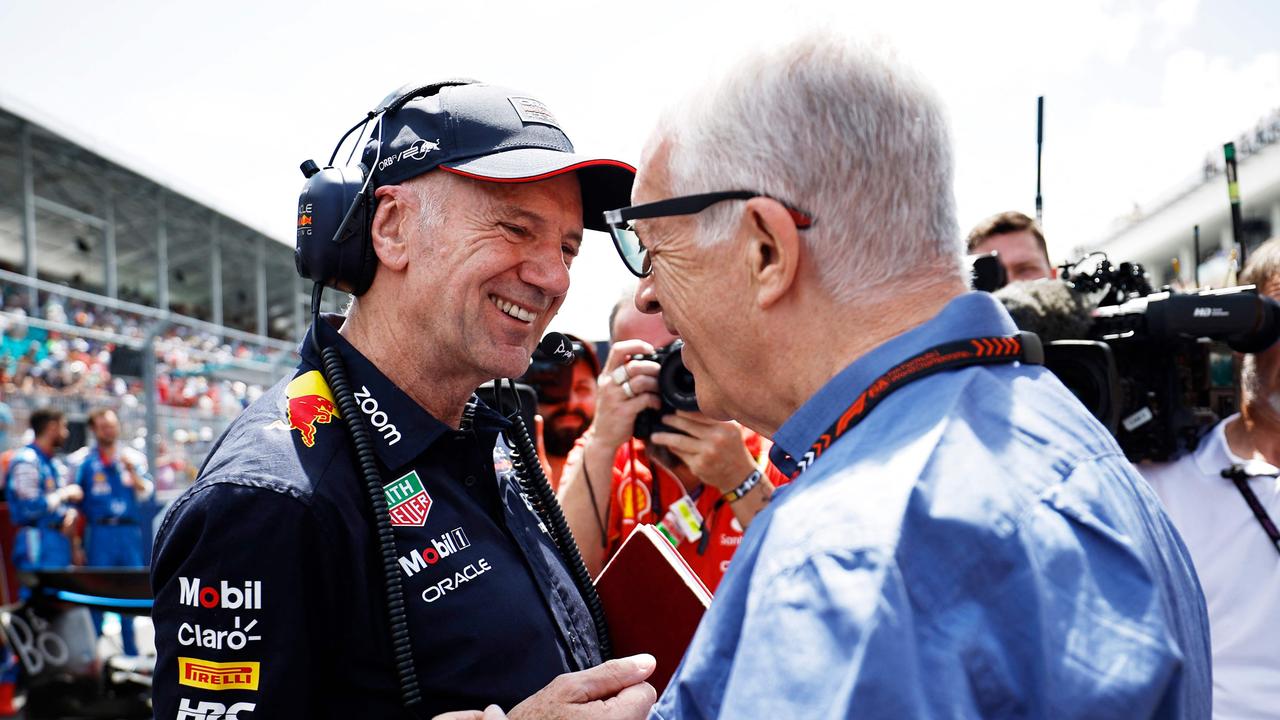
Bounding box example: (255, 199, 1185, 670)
(0, 287, 288, 422)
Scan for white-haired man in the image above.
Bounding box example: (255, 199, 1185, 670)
(1141, 237, 1280, 720)
(603, 35, 1211, 718)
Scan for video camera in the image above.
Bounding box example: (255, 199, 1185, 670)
(996, 254, 1280, 462)
(632, 340, 700, 440)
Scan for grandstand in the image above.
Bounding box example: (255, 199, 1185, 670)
(1091, 106, 1280, 287)
(0, 96, 342, 493)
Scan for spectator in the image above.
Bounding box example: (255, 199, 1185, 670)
(967, 210, 1055, 281)
(558, 294, 786, 590)
(607, 33, 1210, 718)
(1140, 237, 1280, 720)
(0, 389, 11, 452)
(5, 408, 81, 571)
(522, 334, 599, 486)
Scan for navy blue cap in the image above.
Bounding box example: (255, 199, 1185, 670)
(363, 82, 633, 232)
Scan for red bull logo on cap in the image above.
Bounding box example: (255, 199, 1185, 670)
(286, 371, 340, 448)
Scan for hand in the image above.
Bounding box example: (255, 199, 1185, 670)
(61, 508, 79, 535)
(589, 341, 664, 452)
(508, 654, 657, 720)
(58, 484, 84, 504)
(121, 461, 137, 488)
(648, 411, 757, 494)
(433, 705, 508, 720)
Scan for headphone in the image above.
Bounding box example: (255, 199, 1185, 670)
(294, 80, 477, 296)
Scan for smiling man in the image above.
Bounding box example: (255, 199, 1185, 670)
(152, 82, 656, 720)
(605, 35, 1211, 719)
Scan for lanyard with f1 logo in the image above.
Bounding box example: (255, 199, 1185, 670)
(785, 332, 1044, 478)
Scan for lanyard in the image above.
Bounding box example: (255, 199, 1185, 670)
(1222, 464, 1280, 555)
(788, 332, 1043, 477)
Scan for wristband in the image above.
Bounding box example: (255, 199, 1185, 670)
(723, 469, 763, 504)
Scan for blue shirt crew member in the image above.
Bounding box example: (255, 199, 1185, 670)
(6, 407, 79, 571)
(76, 408, 152, 657)
(76, 416, 150, 567)
(152, 81, 656, 720)
(606, 34, 1211, 720)
(653, 294, 1212, 719)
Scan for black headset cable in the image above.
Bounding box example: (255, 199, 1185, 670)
(310, 284, 423, 710)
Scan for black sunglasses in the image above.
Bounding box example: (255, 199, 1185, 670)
(602, 191, 815, 278)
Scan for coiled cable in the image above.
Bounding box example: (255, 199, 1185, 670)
(501, 391, 613, 661)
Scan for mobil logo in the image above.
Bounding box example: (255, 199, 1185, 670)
(398, 528, 471, 577)
(178, 577, 263, 610)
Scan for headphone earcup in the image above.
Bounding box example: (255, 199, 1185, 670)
(296, 166, 377, 295)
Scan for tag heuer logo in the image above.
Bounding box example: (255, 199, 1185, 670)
(384, 471, 432, 527)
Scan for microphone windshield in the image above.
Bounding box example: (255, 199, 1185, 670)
(536, 332, 576, 366)
(994, 280, 1096, 342)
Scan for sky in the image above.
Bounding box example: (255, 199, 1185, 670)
(1, 0, 1278, 339)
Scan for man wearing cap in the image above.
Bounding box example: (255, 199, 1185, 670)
(152, 82, 654, 719)
(520, 334, 600, 487)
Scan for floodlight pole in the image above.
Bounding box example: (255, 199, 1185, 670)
(1035, 96, 1044, 225)
(1224, 142, 1246, 265)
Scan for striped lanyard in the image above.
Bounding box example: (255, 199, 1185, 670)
(1223, 463, 1280, 555)
(787, 332, 1043, 477)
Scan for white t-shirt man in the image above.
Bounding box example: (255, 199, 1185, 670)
(1141, 415, 1280, 720)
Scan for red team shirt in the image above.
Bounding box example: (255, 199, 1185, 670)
(570, 429, 788, 592)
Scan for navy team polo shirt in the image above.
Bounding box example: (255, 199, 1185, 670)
(152, 314, 601, 719)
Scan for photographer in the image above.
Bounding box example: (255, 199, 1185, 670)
(557, 293, 784, 589)
(522, 334, 599, 487)
(967, 210, 1055, 281)
(1141, 237, 1280, 720)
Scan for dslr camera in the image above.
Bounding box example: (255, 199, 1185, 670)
(632, 340, 700, 440)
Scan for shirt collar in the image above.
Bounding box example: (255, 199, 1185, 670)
(770, 292, 1019, 476)
(298, 314, 509, 469)
(1195, 413, 1279, 478)
(27, 443, 51, 464)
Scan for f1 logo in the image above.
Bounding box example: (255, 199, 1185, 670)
(178, 698, 256, 720)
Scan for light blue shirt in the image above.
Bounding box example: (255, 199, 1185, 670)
(653, 292, 1211, 720)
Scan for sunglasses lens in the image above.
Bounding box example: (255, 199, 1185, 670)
(609, 223, 650, 277)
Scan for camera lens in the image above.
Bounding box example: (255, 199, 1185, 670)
(659, 341, 699, 412)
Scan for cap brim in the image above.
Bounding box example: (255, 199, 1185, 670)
(442, 148, 635, 232)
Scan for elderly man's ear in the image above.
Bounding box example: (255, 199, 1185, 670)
(370, 185, 413, 271)
(743, 197, 802, 309)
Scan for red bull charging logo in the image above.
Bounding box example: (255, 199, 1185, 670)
(286, 371, 340, 448)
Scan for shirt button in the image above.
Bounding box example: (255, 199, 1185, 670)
(464, 476, 476, 487)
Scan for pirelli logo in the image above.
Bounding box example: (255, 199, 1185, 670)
(178, 657, 260, 691)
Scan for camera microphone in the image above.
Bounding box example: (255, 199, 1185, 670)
(536, 332, 577, 366)
(994, 280, 1096, 341)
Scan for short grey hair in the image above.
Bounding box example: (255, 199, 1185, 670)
(653, 33, 965, 304)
